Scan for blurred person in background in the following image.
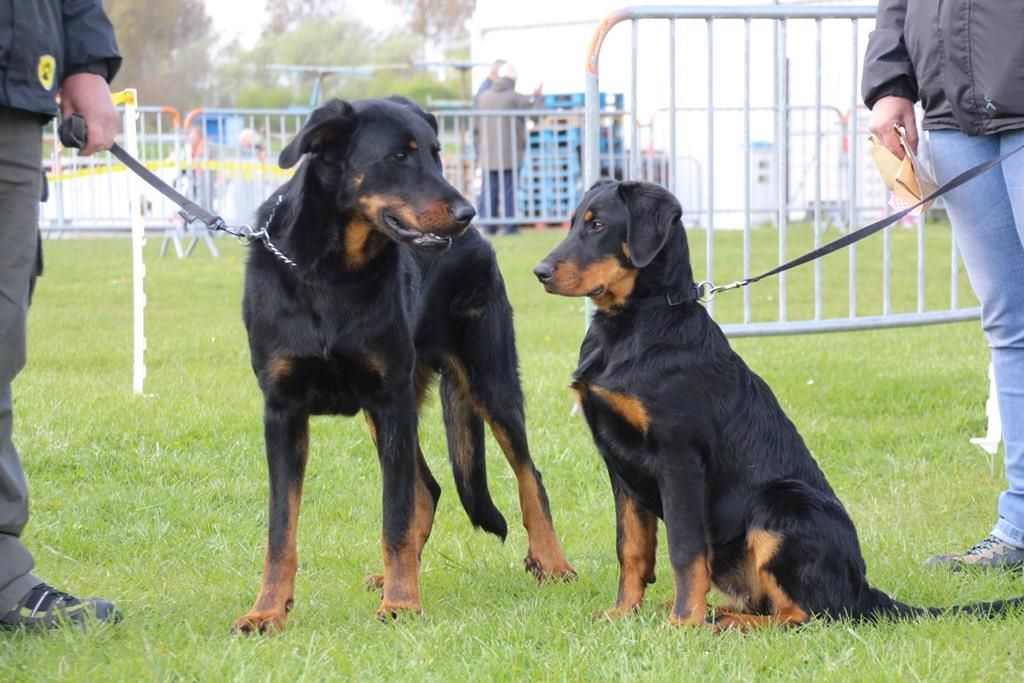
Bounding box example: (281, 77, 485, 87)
(473, 62, 542, 236)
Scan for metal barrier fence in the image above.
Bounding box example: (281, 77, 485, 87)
(43, 104, 627, 241)
(584, 5, 981, 336)
(435, 105, 627, 230)
(41, 106, 306, 257)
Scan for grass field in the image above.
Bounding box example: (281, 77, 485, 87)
(3, 227, 1023, 681)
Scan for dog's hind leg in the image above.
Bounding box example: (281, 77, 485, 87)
(445, 357, 575, 582)
(234, 397, 310, 635)
(709, 530, 809, 632)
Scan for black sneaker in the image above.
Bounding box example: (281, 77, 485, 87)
(0, 583, 121, 630)
(925, 535, 1024, 571)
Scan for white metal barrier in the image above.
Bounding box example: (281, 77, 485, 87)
(41, 106, 306, 256)
(583, 4, 980, 336)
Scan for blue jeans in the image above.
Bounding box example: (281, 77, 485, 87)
(929, 129, 1024, 546)
(478, 170, 518, 235)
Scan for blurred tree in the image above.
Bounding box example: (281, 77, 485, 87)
(262, 0, 350, 36)
(388, 0, 476, 46)
(104, 0, 215, 109)
(217, 16, 463, 109)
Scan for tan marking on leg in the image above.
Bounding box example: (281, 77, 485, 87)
(596, 497, 657, 619)
(711, 604, 809, 632)
(712, 530, 808, 632)
(267, 357, 293, 383)
(364, 412, 378, 446)
(590, 386, 650, 435)
(234, 424, 308, 635)
(445, 357, 575, 582)
(377, 445, 436, 619)
(414, 365, 436, 412)
(669, 555, 711, 626)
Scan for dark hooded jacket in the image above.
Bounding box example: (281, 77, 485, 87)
(862, 0, 1024, 136)
(0, 0, 121, 119)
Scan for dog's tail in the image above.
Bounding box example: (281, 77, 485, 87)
(440, 369, 508, 540)
(860, 587, 1024, 621)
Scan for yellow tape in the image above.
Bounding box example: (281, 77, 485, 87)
(51, 159, 291, 183)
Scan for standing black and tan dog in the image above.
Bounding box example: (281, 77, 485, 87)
(534, 179, 1023, 630)
(235, 97, 574, 634)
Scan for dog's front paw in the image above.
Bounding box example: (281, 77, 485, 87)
(668, 608, 707, 627)
(232, 606, 290, 636)
(375, 599, 423, 622)
(524, 553, 577, 583)
(362, 573, 385, 591)
(592, 604, 641, 620)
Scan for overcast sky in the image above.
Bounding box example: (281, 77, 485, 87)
(204, 0, 406, 47)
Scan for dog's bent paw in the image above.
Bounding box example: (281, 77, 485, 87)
(524, 554, 578, 583)
(706, 611, 749, 633)
(668, 609, 707, 627)
(592, 604, 640, 621)
(374, 599, 423, 622)
(362, 574, 385, 591)
(232, 609, 288, 636)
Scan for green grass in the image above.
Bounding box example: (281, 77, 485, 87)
(2, 228, 1021, 682)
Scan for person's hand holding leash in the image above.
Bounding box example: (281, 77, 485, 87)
(869, 95, 918, 159)
(60, 72, 118, 155)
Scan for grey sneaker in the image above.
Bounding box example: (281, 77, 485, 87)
(0, 583, 121, 630)
(925, 535, 1024, 571)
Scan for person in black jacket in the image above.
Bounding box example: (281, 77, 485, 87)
(863, 1, 1024, 570)
(0, 0, 122, 628)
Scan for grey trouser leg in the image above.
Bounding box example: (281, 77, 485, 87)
(0, 107, 44, 612)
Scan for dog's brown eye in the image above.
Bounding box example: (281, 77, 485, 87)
(589, 220, 604, 234)
(394, 152, 408, 162)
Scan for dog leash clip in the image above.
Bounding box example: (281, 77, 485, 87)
(695, 281, 717, 303)
(696, 279, 749, 304)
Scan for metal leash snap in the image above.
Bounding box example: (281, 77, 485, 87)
(696, 280, 716, 304)
(236, 225, 263, 246)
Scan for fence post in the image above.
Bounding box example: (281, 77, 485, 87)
(114, 89, 147, 395)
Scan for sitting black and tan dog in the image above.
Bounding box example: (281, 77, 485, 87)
(534, 179, 1023, 630)
(235, 97, 574, 634)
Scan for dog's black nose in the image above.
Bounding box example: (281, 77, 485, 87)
(451, 203, 476, 227)
(533, 262, 554, 283)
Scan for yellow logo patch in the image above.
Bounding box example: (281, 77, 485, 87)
(38, 55, 56, 90)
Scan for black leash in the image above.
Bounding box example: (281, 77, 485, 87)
(636, 137, 1024, 309)
(58, 114, 297, 268)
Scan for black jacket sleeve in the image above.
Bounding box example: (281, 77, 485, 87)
(861, 0, 917, 109)
(61, 0, 121, 83)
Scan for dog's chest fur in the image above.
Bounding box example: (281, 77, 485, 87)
(572, 318, 667, 508)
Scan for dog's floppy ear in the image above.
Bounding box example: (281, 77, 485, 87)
(617, 181, 682, 268)
(279, 98, 356, 169)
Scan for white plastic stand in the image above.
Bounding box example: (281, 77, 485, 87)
(970, 362, 1001, 463)
(117, 89, 147, 395)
